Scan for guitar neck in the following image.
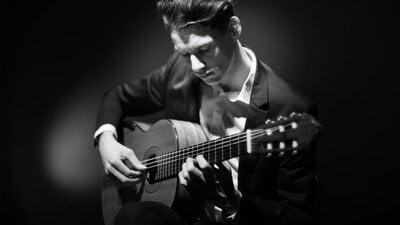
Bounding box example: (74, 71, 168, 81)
(142, 113, 320, 182)
(145, 131, 251, 182)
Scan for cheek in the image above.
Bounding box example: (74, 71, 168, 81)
(216, 47, 233, 69)
(210, 48, 227, 65)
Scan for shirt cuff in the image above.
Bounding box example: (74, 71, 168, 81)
(94, 124, 118, 143)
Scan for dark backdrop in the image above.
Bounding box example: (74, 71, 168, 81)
(4, 0, 399, 225)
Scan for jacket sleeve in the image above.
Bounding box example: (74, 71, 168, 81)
(95, 53, 180, 133)
(236, 103, 319, 225)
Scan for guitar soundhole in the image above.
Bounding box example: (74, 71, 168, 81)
(146, 154, 157, 185)
(142, 146, 162, 194)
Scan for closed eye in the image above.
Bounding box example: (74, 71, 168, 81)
(198, 45, 211, 54)
(179, 52, 190, 57)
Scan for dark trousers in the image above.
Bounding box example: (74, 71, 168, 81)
(115, 201, 222, 225)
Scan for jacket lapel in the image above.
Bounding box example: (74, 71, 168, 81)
(238, 59, 272, 191)
(244, 59, 270, 130)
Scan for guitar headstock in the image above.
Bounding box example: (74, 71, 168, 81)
(250, 112, 322, 157)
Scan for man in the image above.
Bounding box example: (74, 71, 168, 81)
(95, 0, 318, 224)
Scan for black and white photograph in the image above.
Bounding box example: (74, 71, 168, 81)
(3, 0, 398, 225)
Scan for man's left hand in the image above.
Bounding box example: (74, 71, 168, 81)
(178, 155, 241, 211)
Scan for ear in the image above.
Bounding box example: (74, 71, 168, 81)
(228, 16, 242, 41)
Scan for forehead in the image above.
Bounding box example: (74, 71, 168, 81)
(170, 25, 217, 52)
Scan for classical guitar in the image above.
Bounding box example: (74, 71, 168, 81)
(101, 113, 321, 225)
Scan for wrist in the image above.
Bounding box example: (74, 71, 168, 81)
(99, 131, 117, 146)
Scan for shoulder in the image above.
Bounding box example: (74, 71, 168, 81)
(259, 61, 316, 116)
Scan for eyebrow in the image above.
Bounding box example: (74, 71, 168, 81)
(174, 43, 211, 55)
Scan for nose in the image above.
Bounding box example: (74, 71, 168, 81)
(190, 54, 206, 74)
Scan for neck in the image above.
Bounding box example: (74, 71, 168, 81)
(219, 41, 252, 92)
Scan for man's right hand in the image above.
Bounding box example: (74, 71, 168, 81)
(98, 131, 146, 186)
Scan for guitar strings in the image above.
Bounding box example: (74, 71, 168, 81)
(142, 131, 250, 168)
(140, 123, 288, 166)
(142, 125, 288, 169)
(140, 129, 255, 164)
(143, 129, 277, 181)
(144, 125, 292, 181)
(141, 129, 262, 167)
(142, 124, 290, 170)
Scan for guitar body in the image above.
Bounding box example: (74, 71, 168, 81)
(101, 119, 208, 225)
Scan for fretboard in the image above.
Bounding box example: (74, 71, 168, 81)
(147, 131, 250, 182)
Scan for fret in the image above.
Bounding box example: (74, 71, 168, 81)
(237, 133, 240, 158)
(221, 138, 224, 162)
(167, 154, 170, 178)
(207, 140, 210, 162)
(164, 155, 167, 179)
(212, 140, 215, 164)
(213, 139, 217, 164)
(173, 150, 176, 177)
(196, 142, 199, 159)
(229, 136, 232, 159)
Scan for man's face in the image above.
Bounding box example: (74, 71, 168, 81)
(170, 24, 235, 86)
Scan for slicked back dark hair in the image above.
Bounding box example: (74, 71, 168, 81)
(157, 0, 236, 33)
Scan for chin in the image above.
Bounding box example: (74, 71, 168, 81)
(202, 76, 221, 86)
(204, 80, 219, 86)
(203, 71, 223, 85)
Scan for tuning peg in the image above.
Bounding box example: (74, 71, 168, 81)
(279, 152, 285, 157)
(267, 143, 273, 150)
(292, 140, 298, 148)
(291, 122, 298, 129)
(266, 153, 273, 158)
(291, 141, 298, 155)
(277, 116, 284, 121)
(290, 112, 302, 117)
(279, 142, 285, 149)
(279, 125, 285, 132)
(265, 129, 272, 136)
(265, 119, 271, 124)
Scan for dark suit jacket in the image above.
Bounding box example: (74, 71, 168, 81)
(96, 52, 318, 225)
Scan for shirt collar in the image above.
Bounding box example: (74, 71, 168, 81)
(216, 46, 257, 104)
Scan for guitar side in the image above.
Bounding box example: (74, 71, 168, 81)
(101, 119, 208, 225)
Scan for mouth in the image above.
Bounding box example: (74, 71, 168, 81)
(195, 70, 213, 79)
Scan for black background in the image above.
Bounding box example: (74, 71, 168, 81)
(4, 0, 399, 225)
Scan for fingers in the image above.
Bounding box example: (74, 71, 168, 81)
(99, 137, 145, 185)
(178, 171, 187, 186)
(113, 160, 143, 178)
(107, 150, 145, 182)
(123, 150, 147, 171)
(195, 155, 216, 182)
(107, 165, 142, 185)
(181, 157, 205, 183)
